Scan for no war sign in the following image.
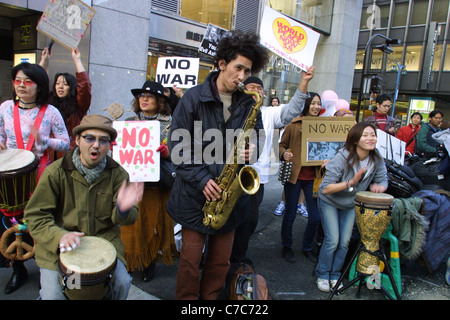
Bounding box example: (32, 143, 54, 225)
(156, 57, 200, 89)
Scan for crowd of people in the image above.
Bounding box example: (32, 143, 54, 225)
(0, 29, 448, 300)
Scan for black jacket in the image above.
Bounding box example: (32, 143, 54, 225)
(167, 71, 263, 235)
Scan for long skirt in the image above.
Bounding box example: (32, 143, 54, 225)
(120, 187, 177, 271)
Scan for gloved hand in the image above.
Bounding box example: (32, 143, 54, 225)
(156, 144, 168, 158)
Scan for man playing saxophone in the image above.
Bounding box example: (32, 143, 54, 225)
(167, 30, 269, 300)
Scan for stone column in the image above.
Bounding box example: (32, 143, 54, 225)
(88, 0, 151, 120)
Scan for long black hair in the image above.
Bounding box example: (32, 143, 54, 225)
(344, 122, 382, 171)
(48, 73, 79, 120)
(300, 92, 321, 117)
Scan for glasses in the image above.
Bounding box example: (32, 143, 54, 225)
(138, 93, 155, 99)
(380, 104, 392, 109)
(13, 79, 35, 87)
(81, 135, 111, 146)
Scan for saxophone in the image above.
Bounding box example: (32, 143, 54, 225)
(202, 83, 262, 230)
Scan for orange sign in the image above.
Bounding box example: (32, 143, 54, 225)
(273, 18, 307, 54)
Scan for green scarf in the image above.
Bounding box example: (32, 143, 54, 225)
(72, 147, 107, 184)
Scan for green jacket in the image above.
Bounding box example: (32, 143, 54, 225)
(415, 122, 441, 154)
(24, 148, 139, 271)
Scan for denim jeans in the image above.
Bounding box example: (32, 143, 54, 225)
(315, 197, 355, 281)
(281, 180, 320, 251)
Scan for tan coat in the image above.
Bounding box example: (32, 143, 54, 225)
(279, 117, 320, 184)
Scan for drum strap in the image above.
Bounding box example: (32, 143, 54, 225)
(13, 102, 49, 182)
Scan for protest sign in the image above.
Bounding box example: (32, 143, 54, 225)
(112, 121, 161, 182)
(198, 23, 231, 57)
(156, 57, 200, 89)
(301, 117, 355, 166)
(376, 129, 406, 165)
(36, 0, 95, 50)
(259, 5, 320, 72)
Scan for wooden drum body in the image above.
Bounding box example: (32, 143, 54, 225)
(59, 236, 117, 300)
(0, 149, 39, 216)
(354, 191, 394, 275)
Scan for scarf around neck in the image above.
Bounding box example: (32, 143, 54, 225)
(72, 147, 107, 184)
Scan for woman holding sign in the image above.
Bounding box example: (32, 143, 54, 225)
(279, 93, 323, 264)
(120, 81, 177, 282)
(315, 122, 388, 293)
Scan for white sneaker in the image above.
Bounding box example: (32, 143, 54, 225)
(330, 280, 343, 290)
(297, 203, 308, 217)
(274, 200, 285, 216)
(316, 278, 330, 292)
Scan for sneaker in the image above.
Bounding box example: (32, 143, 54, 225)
(330, 280, 343, 290)
(274, 200, 285, 216)
(297, 203, 308, 217)
(317, 278, 330, 292)
(282, 247, 296, 263)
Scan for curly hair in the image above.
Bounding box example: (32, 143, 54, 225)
(131, 94, 171, 116)
(214, 30, 269, 74)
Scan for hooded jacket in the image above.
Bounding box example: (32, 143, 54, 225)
(167, 71, 263, 235)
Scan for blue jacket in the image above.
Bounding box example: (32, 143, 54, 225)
(167, 71, 263, 235)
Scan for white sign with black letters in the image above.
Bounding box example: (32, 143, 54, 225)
(156, 57, 200, 89)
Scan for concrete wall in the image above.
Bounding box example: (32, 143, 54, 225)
(311, 0, 363, 102)
(88, 0, 151, 120)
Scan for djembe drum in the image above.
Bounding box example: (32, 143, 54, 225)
(59, 236, 117, 300)
(354, 191, 394, 275)
(0, 149, 39, 261)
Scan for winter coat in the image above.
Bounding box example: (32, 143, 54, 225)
(24, 148, 139, 271)
(166, 71, 264, 235)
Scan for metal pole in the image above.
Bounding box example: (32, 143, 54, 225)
(391, 61, 405, 117)
(356, 34, 396, 122)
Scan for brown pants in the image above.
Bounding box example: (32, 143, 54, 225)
(175, 227, 234, 300)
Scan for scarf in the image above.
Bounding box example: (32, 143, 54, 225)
(72, 147, 106, 184)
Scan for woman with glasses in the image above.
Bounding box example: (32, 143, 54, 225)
(0, 62, 69, 294)
(39, 47, 91, 157)
(363, 93, 397, 135)
(120, 81, 177, 282)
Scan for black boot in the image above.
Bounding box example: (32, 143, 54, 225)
(4, 261, 28, 294)
(142, 262, 155, 282)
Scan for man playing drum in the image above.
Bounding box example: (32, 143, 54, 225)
(24, 115, 144, 300)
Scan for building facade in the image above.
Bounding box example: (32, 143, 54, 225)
(353, 0, 450, 124)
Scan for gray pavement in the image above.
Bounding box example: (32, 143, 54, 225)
(0, 164, 449, 302)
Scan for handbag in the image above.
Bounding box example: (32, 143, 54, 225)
(313, 168, 326, 198)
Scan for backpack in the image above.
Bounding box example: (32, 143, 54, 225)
(227, 262, 270, 300)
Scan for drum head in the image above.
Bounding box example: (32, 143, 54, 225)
(0, 149, 38, 174)
(59, 236, 117, 280)
(354, 191, 394, 208)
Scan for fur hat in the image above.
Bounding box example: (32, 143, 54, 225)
(73, 114, 117, 141)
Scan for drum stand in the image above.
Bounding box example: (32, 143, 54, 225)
(327, 241, 402, 300)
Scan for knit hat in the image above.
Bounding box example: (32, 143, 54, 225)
(73, 114, 117, 141)
(243, 76, 264, 88)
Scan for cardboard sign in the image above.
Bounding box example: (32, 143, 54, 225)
(376, 129, 406, 165)
(156, 57, 200, 89)
(198, 23, 231, 57)
(259, 5, 320, 72)
(36, 0, 95, 50)
(301, 117, 355, 166)
(112, 121, 160, 182)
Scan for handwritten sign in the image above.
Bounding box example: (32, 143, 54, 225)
(112, 121, 160, 182)
(156, 57, 200, 89)
(259, 5, 320, 72)
(301, 117, 355, 166)
(198, 23, 231, 57)
(36, 0, 95, 50)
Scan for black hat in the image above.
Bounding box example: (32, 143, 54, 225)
(131, 81, 167, 100)
(243, 76, 264, 88)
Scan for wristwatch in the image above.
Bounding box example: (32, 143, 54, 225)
(346, 180, 354, 192)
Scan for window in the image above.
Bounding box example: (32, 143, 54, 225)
(392, 2, 409, 27)
(405, 45, 423, 71)
(431, 0, 449, 23)
(444, 44, 450, 71)
(411, 0, 428, 25)
(268, 0, 334, 34)
(360, 4, 390, 29)
(180, 0, 235, 30)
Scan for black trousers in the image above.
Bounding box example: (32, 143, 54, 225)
(230, 184, 265, 263)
